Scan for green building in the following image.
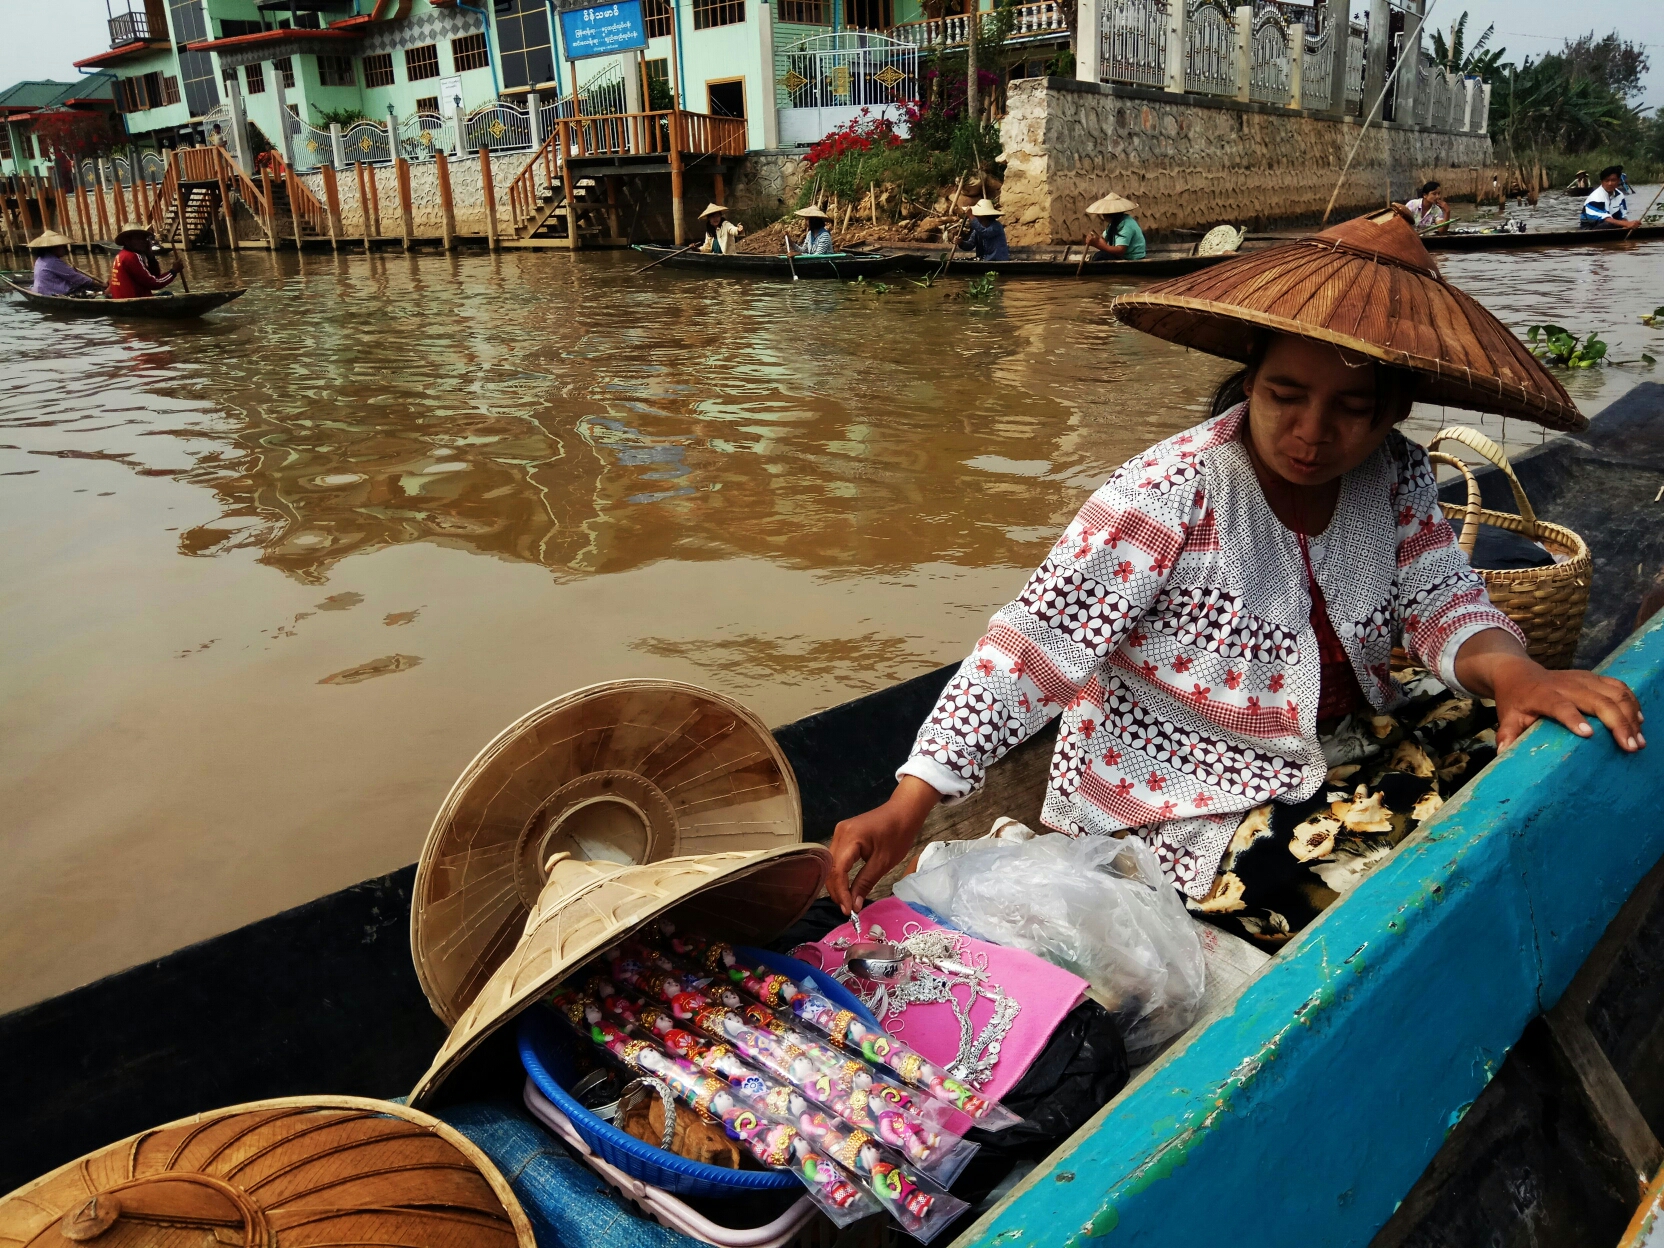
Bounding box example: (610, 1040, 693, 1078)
(0, 77, 121, 179)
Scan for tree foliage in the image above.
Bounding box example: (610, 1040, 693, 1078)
(29, 108, 123, 166)
(1430, 14, 1504, 79)
(1483, 27, 1652, 162)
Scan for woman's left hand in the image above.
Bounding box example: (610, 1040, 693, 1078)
(1488, 654, 1644, 751)
(1455, 628, 1645, 751)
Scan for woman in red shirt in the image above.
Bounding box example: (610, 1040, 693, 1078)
(107, 229, 183, 300)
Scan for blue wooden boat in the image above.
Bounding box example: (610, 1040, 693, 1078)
(3, 383, 1663, 1246)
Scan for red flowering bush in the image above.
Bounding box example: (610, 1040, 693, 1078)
(804, 106, 907, 168)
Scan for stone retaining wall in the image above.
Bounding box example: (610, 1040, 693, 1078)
(999, 77, 1502, 244)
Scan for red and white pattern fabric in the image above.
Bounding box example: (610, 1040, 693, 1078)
(898, 407, 1523, 897)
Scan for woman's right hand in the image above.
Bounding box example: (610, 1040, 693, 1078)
(826, 776, 943, 915)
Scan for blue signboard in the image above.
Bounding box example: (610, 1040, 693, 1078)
(558, 0, 649, 61)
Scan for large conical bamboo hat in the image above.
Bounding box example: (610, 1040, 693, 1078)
(1111, 209, 1583, 431)
(0, 1096, 535, 1248)
(413, 680, 801, 1026)
(409, 844, 830, 1107)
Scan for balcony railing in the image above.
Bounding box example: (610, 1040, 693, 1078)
(889, 0, 1070, 50)
(109, 10, 152, 46)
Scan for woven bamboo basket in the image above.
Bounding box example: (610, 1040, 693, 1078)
(1428, 426, 1591, 668)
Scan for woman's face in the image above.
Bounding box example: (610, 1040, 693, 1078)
(1244, 335, 1406, 486)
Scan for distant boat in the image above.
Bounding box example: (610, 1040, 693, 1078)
(631, 244, 899, 278)
(1, 274, 245, 318)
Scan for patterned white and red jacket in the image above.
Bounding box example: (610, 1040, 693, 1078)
(898, 406, 1523, 896)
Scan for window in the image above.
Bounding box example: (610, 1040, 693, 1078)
(644, 0, 672, 37)
(273, 56, 295, 89)
(178, 47, 219, 114)
(692, 0, 743, 30)
(219, 19, 262, 36)
(362, 52, 394, 87)
(843, 0, 891, 28)
(644, 56, 672, 109)
(119, 77, 142, 111)
(451, 32, 490, 72)
(244, 61, 266, 94)
(317, 54, 355, 86)
(492, 0, 553, 90)
(706, 78, 744, 117)
(405, 43, 440, 81)
(415, 95, 439, 112)
(0, 127, 11, 161)
(167, 0, 207, 43)
(162, 75, 181, 105)
(140, 70, 165, 108)
(776, 0, 828, 21)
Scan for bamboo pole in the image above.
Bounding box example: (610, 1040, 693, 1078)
(320, 163, 342, 250)
(395, 156, 413, 250)
(434, 149, 455, 250)
(355, 161, 372, 251)
(479, 145, 498, 249)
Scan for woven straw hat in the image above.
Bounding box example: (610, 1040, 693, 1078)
(1087, 193, 1138, 215)
(795, 204, 830, 220)
(412, 680, 801, 1026)
(409, 844, 830, 1106)
(699, 203, 728, 218)
(0, 1095, 536, 1247)
(969, 198, 1003, 217)
(1111, 209, 1583, 430)
(27, 230, 72, 249)
(114, 227, 155, 248)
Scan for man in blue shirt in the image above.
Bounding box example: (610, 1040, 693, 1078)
(963, 198, 1010, 260)
(1581, 166, 1639, 231)
(1083, 192, 1147, 261)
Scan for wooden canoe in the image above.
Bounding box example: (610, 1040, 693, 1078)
(1, 275, 245, 318)
(887, 250, 1242, 278)
(632, 244, 900, 278)
(1, 385, 1663, 1245)
(1423, 222, 1664, 251)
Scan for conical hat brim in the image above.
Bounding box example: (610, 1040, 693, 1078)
(795, 206, 829, 219)
(0, 1095, 536, 1247)
(699, 203, 728, 218)
(412, 679, 801, 1027)
(28, 231, 72, 248)
(1087, 194, 1137, 214)
(409, 844, 830, 1107)
(1111, 211, 1583, 431)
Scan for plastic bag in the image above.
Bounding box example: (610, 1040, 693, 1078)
(893, 832, 1205, 1053)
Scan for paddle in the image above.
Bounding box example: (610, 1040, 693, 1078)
(634, 240, 700, 274)
(1075, 231, 1091, 277)
(783, 232, 799, 282)
(1633, 184, 1664, 226)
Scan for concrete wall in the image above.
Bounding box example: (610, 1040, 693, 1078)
(998, 76, 1502, 243)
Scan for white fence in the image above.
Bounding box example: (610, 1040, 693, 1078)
(1087, 0, 1486, 130)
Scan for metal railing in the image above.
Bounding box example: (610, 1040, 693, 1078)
(1183, 0, 1236, 97)
(462, 102, 532, 152)
(342, 120, 391, 164)
(1104, 0, 1167, 89)
(1247, 7, 1290, 104)
(1302, 21, 1335, 112)
(108, 10, 151, 46)
(775, 31, 920, 110)
(889, 0, 1067, 49)
(1344, 23, 1365, 110)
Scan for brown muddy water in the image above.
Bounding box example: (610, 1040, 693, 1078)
(2, 206, 1660, 1011)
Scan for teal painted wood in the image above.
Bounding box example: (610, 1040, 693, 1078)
(962, 611, 1664, 1248)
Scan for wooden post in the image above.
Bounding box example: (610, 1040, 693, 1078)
(434, 149, 456, 250)
(287, 167, 303, 251)
(356, 161, 372, 251)
(668, 115, 685, 246)
(261, 166, 277, 249)
(479, 145, 498, 249)
(320, 162, 343, 250)
(90, 166, 109, 240)
(366, 161, 382, 236)
(967, 0, 980, 122)
(560, 120, 579, 248)
(74, 179, 94, 249)
(54, 176, 73, 242)
(395, 157, 413, 249)
(604, 174, 620, 242)
(216, 157, 233, 249)
(712, 169, 725, 205)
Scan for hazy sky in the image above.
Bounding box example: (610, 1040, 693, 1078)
(1, 0, 1659, 107)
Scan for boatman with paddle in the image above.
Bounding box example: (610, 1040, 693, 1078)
(698, 203, 744, 254)
(828, 209, 1644, 949)
(1581, 166, 1640, 231)
(107, 228, 183, 300)
(1082, 192, 1147, 261)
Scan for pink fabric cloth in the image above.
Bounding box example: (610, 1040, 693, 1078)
(792, 897, 1088, 1102)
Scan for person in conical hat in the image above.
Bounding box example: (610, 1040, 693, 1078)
(1082, 191, 1146, 262)
(828, 208, 1641, 949)
(795, 203, 835, 255)
(698, 202, 743, 255)
(25, 230, 102, 297)
(108, 226, 182, 299)
(961, 198, 1009, 261)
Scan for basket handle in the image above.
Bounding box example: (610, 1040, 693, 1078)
(1427, 426, 1539, 528)
(1426, 450, 1482, 558)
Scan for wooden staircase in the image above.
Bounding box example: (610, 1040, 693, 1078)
(147, 147, 332, 249)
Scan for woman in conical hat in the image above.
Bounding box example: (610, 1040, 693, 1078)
(795, 203, 835, 255)
(829, 209, 1642, 943)
(26, 230, 102, 297)
(698, 202, 743, 255)
(962, 198, 1009, 261)
(1083, 191, 1146, 261)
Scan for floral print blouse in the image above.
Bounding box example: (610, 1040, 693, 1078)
(897, 406, 1523, 896)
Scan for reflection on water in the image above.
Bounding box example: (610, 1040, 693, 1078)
(1, 234, 1659, 1009)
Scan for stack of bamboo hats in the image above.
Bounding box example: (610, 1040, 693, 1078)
(412, 679, 804, 1026)
(1111, 208, 1584, 431)
(0, 1097, 536, 1247)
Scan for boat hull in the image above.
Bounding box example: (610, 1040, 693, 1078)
(632, 245, 899, 278)
(1424, 223, 1664, 251)
(889, 251, 1240, 278)
(2, 277, 246, 318)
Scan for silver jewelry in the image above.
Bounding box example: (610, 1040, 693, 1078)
(618, 1077, 677, 1151)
